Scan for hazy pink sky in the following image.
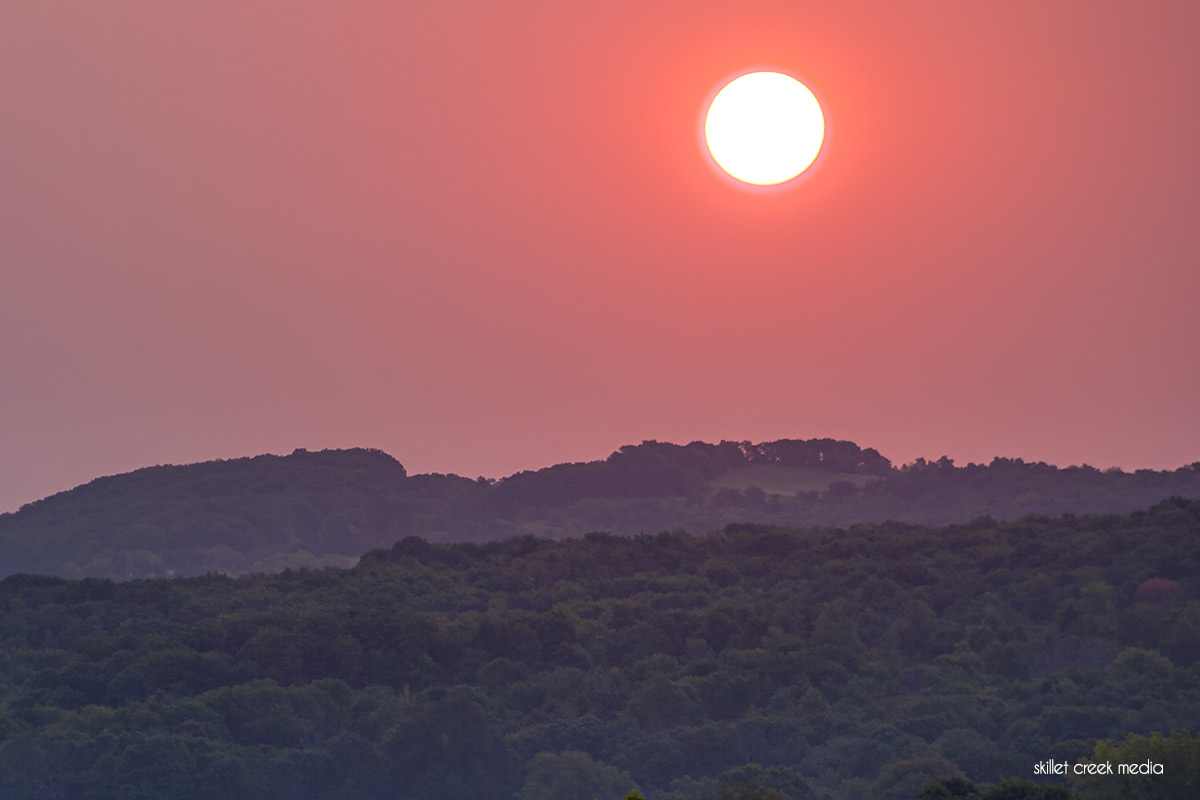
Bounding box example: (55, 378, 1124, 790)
(3, 2, 1198, 512)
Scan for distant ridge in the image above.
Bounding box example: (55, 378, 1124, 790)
(0, 448, 407, 579)
(2, 439, 1198, 580)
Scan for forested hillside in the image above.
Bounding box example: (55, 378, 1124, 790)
(2, 440, 1199, 579)
(1, 499, 1198, 799)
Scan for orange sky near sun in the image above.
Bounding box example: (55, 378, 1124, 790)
(1, 1, 1198, 511)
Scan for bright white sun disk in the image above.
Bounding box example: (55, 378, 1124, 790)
(705, 72, 825, 186)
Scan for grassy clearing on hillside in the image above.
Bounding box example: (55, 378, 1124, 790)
(709, 464, 884, 496)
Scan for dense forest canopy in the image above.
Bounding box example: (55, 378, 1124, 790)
(1, 498, 1198, 798)
(2, 440, 1199, 580)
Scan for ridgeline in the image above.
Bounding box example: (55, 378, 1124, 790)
(1, 439, 1198, 579)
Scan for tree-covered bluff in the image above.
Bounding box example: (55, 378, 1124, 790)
(2, 439, 1199, 579)
(1, 499, 1198, 798)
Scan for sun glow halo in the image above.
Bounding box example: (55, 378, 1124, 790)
(705, 72, 825, 186)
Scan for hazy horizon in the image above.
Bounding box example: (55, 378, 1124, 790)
(6, 435, 1200, 516)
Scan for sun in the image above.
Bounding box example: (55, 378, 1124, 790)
(704, 71, 825, 186)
